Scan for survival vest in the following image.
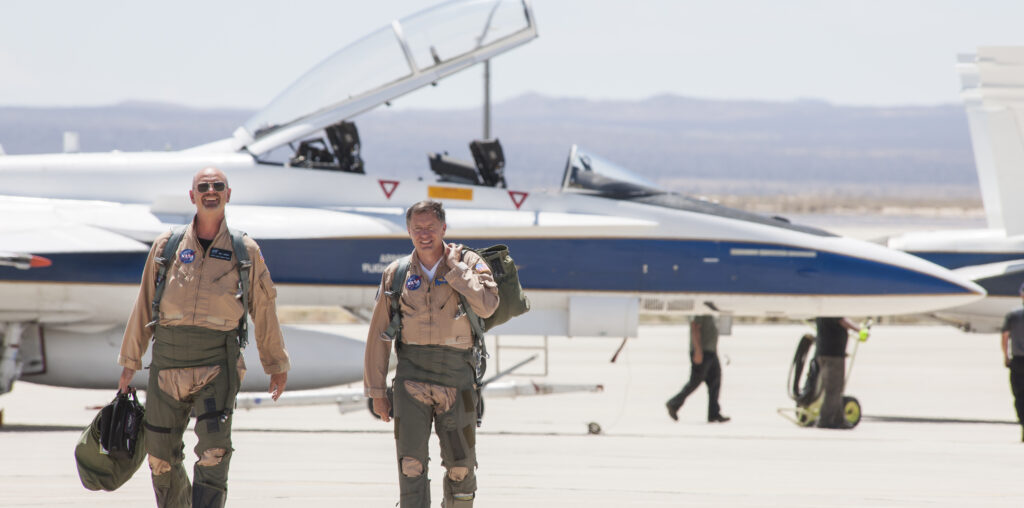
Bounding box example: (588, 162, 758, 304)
(149, 225, 252, 349)
(383, 244, 530, 425)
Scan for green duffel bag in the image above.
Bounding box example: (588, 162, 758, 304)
(74, 390, 146, 491)
(470, 244, 530, 331)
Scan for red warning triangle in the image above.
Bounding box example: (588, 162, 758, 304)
(508, 190, 528, 209)
(379, 179, 399, 199)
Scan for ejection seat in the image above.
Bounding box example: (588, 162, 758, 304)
(428, 138, 506, 188)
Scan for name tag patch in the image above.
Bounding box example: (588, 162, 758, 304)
(179, 249, 196, 264)
(406, 274, 422, 291)
(210, 248, 233, 261)
(435, 276, 447, 286)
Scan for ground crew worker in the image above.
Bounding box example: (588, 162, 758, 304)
(814, 316, 860, 429)
(666, 314, 730, 423)
(365, 200, 499, 508)
(116, 167, 290, 507)
(1000, 283, 1024, 442)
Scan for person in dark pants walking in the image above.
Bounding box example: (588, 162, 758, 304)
(666, 315, 729, 423)
(814, 316, 861, 429)
(1000, 283, 1024, 442)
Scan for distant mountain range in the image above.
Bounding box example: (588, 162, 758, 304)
(0, 94, 979, 204)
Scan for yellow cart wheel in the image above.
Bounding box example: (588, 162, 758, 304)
(842, 396, 861, 428)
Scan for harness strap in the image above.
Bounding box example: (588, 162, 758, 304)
(148, 226, 187, 329)
(229, 229, 251, 350)
(380, 251, 489, 426)
(381, 255, 411, 344)
(457, 251, 489, 366)
(456, 250, 491, 428)
(149, 225, 251, 352)
(143, 421, 174, 434)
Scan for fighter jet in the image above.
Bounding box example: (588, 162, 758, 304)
(0, 0, 984, 403)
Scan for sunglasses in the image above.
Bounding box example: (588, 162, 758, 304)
(196, 181, 226, 193)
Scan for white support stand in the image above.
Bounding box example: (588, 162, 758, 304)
(0, 322, 25, 395)
(493, 335, 549, 377)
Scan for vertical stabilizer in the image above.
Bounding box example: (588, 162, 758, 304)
(959, 48, 1024, 236)
(958, 55, 1003, 230)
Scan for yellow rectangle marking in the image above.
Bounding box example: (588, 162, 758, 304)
(428, 186, 473, 200)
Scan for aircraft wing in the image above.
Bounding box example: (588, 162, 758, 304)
(0, 197, 157, 324)
(0, 196, 157, 254)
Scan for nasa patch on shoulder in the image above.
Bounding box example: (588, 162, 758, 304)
(179, 249, 196, 264)
(406, 274, 422, 291)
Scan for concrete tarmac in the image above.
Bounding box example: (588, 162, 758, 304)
(1, 323, 1022, 507)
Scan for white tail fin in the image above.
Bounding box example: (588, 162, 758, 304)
(959, 48, 1024, 236)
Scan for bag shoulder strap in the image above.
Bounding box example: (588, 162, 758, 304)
(457, 249, 487, 343)
(381, 255, 411, 343)
(148, 225, 188, 329)
(457, 249, 489, 390)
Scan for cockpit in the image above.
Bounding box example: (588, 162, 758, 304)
(561, 147, 664, 198)
(560, 146, 835, 237)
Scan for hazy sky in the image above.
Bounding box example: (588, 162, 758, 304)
(1, 0, 1021, 111)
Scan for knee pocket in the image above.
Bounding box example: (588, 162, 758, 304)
(401, 457, 424, 477)
(197, 447, 229, 467)
(148, 455, 172, 476)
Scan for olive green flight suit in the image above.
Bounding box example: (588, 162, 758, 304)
(394, 344, 478, 507)
(146, 325, 240, 507)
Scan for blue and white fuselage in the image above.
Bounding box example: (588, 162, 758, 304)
(0, 144, 984, 332)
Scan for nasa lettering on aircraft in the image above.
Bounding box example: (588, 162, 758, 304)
(363, 253, 407, 275)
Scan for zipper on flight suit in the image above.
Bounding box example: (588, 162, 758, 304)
(190, 241, 206, 320)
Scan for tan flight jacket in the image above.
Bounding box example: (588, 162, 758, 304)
(118, 218, 291, 375)
(363, 249, 499, 398)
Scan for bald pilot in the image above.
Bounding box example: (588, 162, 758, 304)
(117, 167, 290, 507)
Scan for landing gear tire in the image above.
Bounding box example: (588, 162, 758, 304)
(842, 396, 861, 428)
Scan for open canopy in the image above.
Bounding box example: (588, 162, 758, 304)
(236, 0, 537, 155)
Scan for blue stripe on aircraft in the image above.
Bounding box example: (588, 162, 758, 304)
(908, 251, 1024, 270)
(0, 251, 146, 284)
(2, 237, 970, 295)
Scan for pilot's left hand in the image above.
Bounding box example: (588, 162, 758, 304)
(269, 372, 288, 401)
